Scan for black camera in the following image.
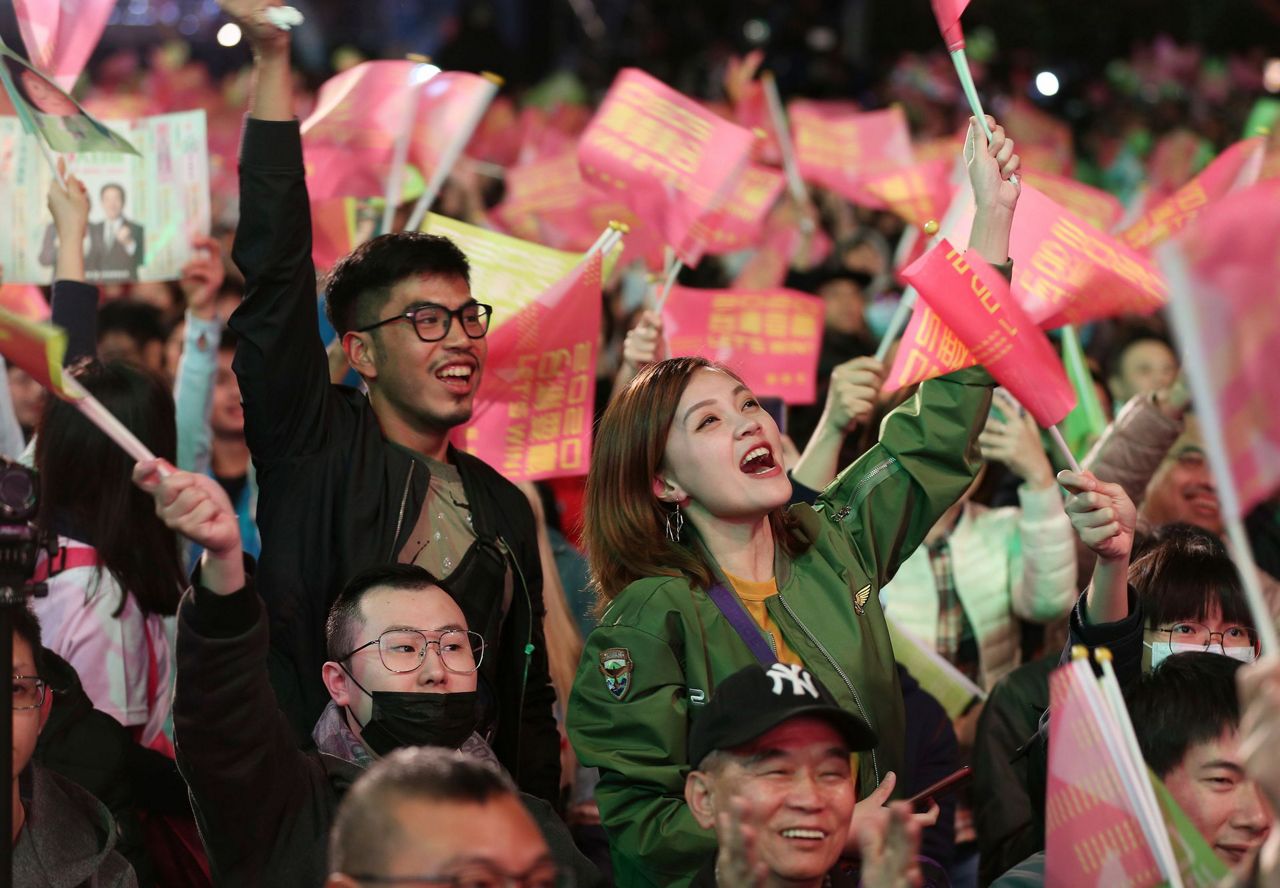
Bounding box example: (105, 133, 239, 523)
(0, 458, 55, 603)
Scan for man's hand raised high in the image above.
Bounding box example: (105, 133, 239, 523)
(216, 0, 290, 58)
(217, 0, 293, 119)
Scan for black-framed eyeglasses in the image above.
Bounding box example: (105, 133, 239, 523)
(13, 674, 46, 711)
(356, 303, 493, 342)
(347, 861, 571, 888)
(341, 629, 485, 675)
(1153, 622, 1260, 653)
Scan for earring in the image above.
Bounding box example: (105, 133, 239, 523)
(665, 503, 684, 542)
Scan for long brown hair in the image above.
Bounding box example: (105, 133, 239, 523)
(585, 357, 806, 605)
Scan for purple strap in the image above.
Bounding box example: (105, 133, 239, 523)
(706, 583, 777, 665)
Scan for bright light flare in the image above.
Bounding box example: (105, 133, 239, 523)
(1034, 71, 1060, 97)
(216, 22, 242, 47)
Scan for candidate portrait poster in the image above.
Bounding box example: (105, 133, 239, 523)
(0, 110, 210, 285)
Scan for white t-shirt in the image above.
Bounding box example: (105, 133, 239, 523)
(32, 537, 175, 752)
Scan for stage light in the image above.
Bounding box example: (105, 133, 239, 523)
(743, 19, 770, 45)
(1265, 59, 1280, 94)
(1034, 71, 1060, 97)
(216, 22, 242, 47)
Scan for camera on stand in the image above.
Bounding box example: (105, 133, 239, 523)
(0, 457, 55, 605)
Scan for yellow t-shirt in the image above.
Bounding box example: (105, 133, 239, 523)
(724, 571, 802, 666)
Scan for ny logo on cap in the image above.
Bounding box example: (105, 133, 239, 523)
(767, 663, 820, 699)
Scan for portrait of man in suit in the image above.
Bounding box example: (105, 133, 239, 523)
(86, 183, 145, 280)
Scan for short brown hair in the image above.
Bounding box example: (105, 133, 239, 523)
(584, 357, 806, 604)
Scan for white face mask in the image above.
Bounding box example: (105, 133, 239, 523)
(1145, 640, 1259, 670)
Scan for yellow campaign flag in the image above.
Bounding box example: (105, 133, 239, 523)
(0, 307, 73, 399)
(422, 213, 618, 331)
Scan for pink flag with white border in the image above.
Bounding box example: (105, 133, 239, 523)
(14, 0, 115, 91)
(578, 69, 755, 267)
(1045, 664, 1164, 887)
(408, 71, 499, 179)
(662, 287, 824, 403)
(301, 61, 419, 201)
(1157, 178, 1280, 515)
(1119, 137, 1265, 252)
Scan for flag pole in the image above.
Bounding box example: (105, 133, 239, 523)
(381, 57, 432, 234)
(949, 49, 1018, 186)
(63, 376, 170, 475)
(1161, 243, 1280, 653)
(405, 73, 502, 232)
(1048, 425, 1082, 474)
(653, 256, 683, 315)
(761, 71, 807, 206)
(873, 289, 916, 363)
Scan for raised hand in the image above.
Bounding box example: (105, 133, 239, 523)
(47, 157, 90, 240)
(1059, 469, 1137, 563)
(823, 356, 886, 434)
(134, 460, 241, 557)
(965, 114, 1020, 214)
(713, 794, 770, 888)
(622, 310, 666, 373)
(180, 235, 226, 320)
(216, 0, 290, 56)
(856, 801, 924, 888)
(978, 392, 1054, 489)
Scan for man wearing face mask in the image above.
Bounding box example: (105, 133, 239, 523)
(133, 461, 601, 888)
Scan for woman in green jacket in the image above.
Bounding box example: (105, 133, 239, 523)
(567, 116, 1021, 887)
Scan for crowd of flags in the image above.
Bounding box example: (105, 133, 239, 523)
(1, 3, 1279, 880)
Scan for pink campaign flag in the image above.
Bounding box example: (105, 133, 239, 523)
(1018, 170, 1124, 233)
(662, 287, 824, 403)
(1007, 185, 1167, 330)
(857, 158, 954, 228)
(579, 69, 755, 267)
(1045, 665, 1164, 887)
(1157, 178, 1280, 516)
(408, 71, 499, 179)
(301, 60, 419, 201)
(700, 164, 787, 255)
(931, 0, 971, 51)
(1119, 137, 1265, 252)
(14, 0, 114, 91)
(790, 103, 914, 205)
(455, 251, 604, 482)
(903, 240, 1076, 427)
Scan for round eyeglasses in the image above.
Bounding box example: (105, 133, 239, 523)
(341, 629, 485, 675)
(1153, 622, 1259, 653)
(356, 303, 493, 343)
(13, 674, 46, 710)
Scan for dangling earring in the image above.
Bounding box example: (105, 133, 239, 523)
(665, 503, 685, 542)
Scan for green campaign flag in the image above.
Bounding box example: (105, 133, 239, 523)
(0, 41, 137, 155)
(1243, 98, 1280, 140)
(1150, 769, 1230, 887)
(1057, 325, 1109, 458)
(886, 614, 985, 719)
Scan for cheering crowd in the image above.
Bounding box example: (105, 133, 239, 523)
(5, 0, 1280, 886)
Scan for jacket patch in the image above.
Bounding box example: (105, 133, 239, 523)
(853, 584, 872, 616)
(599, 648, 633, 700)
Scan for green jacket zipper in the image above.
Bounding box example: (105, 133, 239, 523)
(777, 591, 881, 787)
(834, 456, 897, 521)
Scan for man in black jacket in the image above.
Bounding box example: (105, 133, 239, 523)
(220, 0, 558, 801)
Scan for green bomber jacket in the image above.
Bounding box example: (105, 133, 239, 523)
(567, 365, 994, 887)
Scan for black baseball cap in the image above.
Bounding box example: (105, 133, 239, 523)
(688, 663, 878, 768)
